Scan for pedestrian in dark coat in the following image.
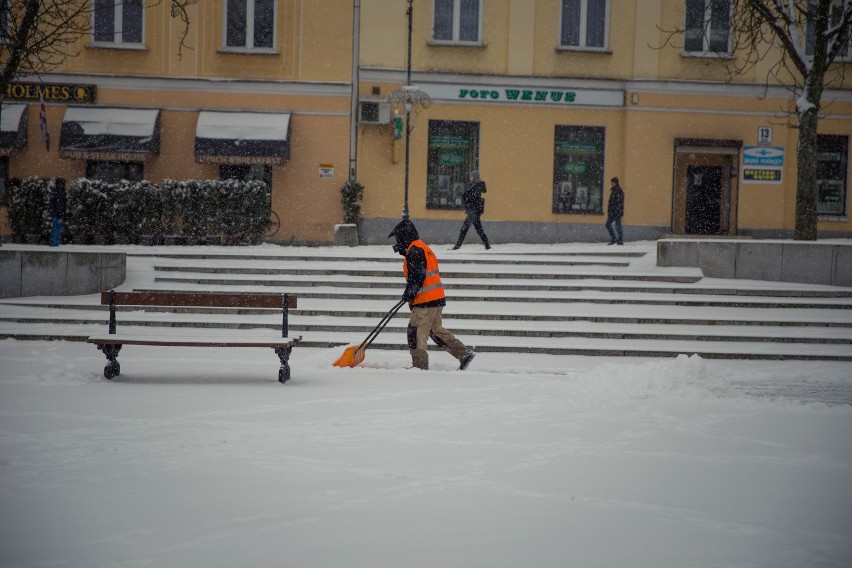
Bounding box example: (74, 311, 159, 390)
(49, 178, 67, 247)
(605, 177, 624, 245)
(453, 170, 490, 250)
(389, 218, 476, 371)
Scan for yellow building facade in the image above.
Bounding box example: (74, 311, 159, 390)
(355, 0, 852, 244)
(1, 1, 353, 243)
(1, 0, 850, 244)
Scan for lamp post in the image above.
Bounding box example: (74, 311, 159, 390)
(386, 0, 431, 221)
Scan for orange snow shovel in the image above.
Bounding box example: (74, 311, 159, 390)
(332, 299, 407, 367)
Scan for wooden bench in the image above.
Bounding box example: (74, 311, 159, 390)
(88, 290, 301, 383)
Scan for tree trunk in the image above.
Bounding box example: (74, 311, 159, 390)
(794, 106, 819, 241)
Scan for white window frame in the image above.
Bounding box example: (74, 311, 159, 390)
(558, 0, 611, 51)
(805, 0, 852, 62)
(222, 0, 278, 53)
(431, 0, 483, 45)
(683, 0, 733, 57)
(91, 0, 145, 47)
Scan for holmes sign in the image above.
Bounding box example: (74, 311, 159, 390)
(6, 82, 97, 104)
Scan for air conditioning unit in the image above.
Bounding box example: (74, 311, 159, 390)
(358, 99, 390, 124)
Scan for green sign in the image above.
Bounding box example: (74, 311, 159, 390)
(563, 162, 587, 174)
(429, 135, 469, 149)
(555, 141, 599, 155)
(439, 152, 465, 166)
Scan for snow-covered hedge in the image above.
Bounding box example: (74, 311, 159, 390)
(7, 177, 53, 242)
(162, 178, 271, 242)
(0, 176, 275, 244)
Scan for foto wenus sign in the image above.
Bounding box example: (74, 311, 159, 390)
(6, 82, 97, 104)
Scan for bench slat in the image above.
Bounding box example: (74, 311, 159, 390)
(88, 334, 302, 348)
(100, 291, 297, 309)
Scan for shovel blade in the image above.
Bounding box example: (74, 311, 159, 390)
(332, 345, 366, 367)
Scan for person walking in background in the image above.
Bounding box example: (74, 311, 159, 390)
(453, 170, 490, 250)
(49, 178, 66, 247)
(605, 177, 624, 246)
(389, 218, 476, 371)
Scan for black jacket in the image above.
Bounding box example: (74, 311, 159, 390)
(608, 185, 624, 217)
(463, 181, 486, 215)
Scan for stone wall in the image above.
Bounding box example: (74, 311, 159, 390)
(0, 249, 126, 298)
(657, 239, 852, 287)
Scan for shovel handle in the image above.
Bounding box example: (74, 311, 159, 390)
(359, 299, 406, 350)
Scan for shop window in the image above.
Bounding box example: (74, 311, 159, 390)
(560, 0, 609, 50)
(225, 0, 275, 50)
(219, 164, 272, 187)
(433, 0, 481, 44)
(86, 161, 144, 183)
(93, 0, 144, 45)
(816, 135, 849, 217)
(552, 125, 605, 214)
(0, 156, 7, 206)
(684, 0, 731, 55)
(426, 120, 479, 210)
(806, 1, 851, 59)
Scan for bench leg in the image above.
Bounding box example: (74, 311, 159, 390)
(97, 344, 122, 379)
(274, 346, 293, 383)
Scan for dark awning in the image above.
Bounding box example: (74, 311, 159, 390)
(59, 107, 160, 161)
(195, 110, 291, 165)
(0, 104, 28, 156)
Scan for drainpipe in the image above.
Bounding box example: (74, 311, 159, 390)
(349, 0, 361, 182)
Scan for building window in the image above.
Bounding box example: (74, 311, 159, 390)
(560, 0, 609, 50)
(0, 0, 9, 43)
(86, 161, 144, 183)
(220, 164, 272, 186)
(433, 0, 481, 44)
(806, 1, 851, 59)
(426, 120, 479, 210)
(684, 0, 731, 55)
(225, 0, 275, 50)
(552, 125, 605, 214)
(816, 135, 848, 217)
(93, 0, 144, 45)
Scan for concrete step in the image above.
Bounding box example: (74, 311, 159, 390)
(144, 280, 852, 309)
(145, 270, 852, 297)
(3, 243, 850, 361)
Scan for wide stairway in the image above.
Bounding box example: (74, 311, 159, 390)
(1, 243, 851, 361)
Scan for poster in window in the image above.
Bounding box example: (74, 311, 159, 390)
(426, 120, 479, 210)
(552, 125, 605, 214)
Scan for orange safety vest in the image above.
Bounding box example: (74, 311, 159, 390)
(402, 240, 446, 304)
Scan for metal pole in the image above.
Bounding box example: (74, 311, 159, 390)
(402, 0, 413, 220)
(349, 0, 361, 182)
(403, 106, 411, 220)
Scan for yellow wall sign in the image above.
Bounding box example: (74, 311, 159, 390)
(742, 168, 782, 184)
(318, 164, 334, 179)
(6, 82, 97, 104)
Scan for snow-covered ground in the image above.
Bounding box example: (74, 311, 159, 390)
(1, 243, 851, 567)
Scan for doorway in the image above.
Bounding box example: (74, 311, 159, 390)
(672, 139, 741, 236)
(685, 165, 722, 234)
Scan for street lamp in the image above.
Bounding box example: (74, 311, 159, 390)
(386, 0, 431, 221)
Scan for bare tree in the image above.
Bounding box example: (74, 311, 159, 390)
(661, 0, 852, 240)
(1, 0, 199, 101)
(735, 1, 852, 240)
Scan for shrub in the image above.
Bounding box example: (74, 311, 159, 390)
(7, 177, 51, 241)
(341, 179, 364, 225)
(66, 179, 115, 240)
